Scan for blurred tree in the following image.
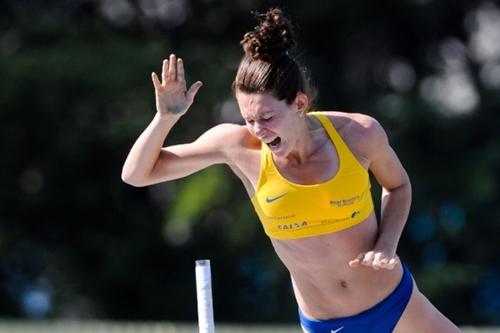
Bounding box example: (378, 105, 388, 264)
(0, 0, 498, 325)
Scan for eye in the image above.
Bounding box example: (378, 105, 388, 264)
(246, 119, 254, 125)
(262, 116, 273, 122)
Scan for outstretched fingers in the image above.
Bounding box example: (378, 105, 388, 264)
(168, 54, 177, 81)
(161, 59, 168, 83)
(157, 55, 185, 86)
(177, 58, 185, 83)
(154, 55, 182, 89)
(151, 54, 202, 115)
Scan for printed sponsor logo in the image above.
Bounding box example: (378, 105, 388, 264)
(331, 327, 344, 333)
(320, 210, 362, 225)
(329, 188, 368, 207)
(267, 214, 296, 220)
(320, 217, 350, 225)
(330, 195, 361, 207)
(266, 193, 287, 203)
(277, 221, 308, 230)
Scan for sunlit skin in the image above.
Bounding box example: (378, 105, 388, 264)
(237, 91, 323, 163)
(122, 54, 462, 333)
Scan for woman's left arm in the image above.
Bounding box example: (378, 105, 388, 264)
(348, 116, 412, 270)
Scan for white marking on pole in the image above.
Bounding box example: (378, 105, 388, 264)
(195, 259, 215, 333)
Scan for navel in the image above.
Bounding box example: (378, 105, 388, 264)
(340, 280, 348, 289)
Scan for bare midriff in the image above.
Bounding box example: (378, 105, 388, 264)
(270, 212, 404, 320)
(230, 117, 406, 320)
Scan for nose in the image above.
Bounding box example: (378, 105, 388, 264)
(253, 121, 266, 136)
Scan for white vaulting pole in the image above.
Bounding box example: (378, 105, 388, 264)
(195, 259, 215, 333)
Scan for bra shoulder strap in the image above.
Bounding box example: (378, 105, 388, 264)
(309, 112, 352, 160)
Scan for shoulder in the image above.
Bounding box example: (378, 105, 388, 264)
(197, 123, 247, 142)
(320, 111, 389, 162)
(318, 111, 387, 143)
(197, 123, 259, 151)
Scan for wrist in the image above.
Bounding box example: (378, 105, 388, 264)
(155, 111, 182, 123)
(374, 238, 398, 255)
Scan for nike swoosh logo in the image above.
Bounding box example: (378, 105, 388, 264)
(265, 193, 287, 203)
(331, 327, 344, 333)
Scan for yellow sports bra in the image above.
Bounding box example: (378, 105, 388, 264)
(250, 112, 374, 239)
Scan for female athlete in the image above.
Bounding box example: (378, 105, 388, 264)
(122, 8, 461, 333)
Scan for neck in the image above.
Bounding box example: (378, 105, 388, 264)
(285, 115, 326, 165)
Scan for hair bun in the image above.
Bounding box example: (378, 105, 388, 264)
(241, 8, 295, 63)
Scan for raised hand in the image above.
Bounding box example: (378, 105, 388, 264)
(151, 54, 203, 117)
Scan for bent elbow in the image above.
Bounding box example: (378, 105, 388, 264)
(121, 170, 148, 187)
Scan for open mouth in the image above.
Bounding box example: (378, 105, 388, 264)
(267, 137, 281, 148)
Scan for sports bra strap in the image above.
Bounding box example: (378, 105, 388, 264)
(309, 112, 354, 164)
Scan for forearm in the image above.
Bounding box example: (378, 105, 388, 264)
(121, 112, 181, 186)
(376, 181, 412, 254)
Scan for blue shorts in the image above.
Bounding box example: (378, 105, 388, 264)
(299, 264, 413, 333)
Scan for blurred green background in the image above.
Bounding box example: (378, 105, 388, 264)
(1, 0, 499, 327)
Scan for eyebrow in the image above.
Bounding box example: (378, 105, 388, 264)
(243, 111, 274, 121)
(259, 111, 274, 117)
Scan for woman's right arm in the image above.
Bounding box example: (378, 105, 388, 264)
(122, 54, 225, 187)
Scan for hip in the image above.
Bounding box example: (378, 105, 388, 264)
(298, 263, 414, 333)
(292, 261, 406, 320)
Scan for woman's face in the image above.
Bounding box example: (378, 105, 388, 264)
(236, 90, 305, 157)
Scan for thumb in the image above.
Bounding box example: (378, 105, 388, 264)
(187, 81, 203, 101)
(349, 253, 365, 268)
(151, 72, 162, 90)
(349, 259, 360, 267)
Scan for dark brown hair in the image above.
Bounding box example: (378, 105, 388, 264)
(232, 8, 316, 108)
